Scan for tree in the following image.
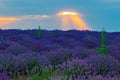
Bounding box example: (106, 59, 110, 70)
(96, 28, 109, 56)
(36, 25, 41, 38)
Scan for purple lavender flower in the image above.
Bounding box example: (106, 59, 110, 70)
(56, 58, 94, 78)
(0, 72, 10, 80)
(86, 55, 120, 76)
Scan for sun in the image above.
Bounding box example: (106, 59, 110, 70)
(57, 11, 91, 30)
(57, 11, 78, 16)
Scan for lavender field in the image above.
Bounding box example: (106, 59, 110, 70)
(0, 29, 120, 80)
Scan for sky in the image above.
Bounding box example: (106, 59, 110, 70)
(0, 0, 120, 32)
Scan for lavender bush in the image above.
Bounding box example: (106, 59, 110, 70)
(56, 58, 94, 78)
(0, 72, 10, 80)
(0, 29, 119, 80)
(87, 55, 120, 76)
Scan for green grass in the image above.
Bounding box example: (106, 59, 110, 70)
(11, 70, 55, 80)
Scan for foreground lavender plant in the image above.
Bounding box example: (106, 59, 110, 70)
(87, 55, 120, 76)
(56, 58, 94, 78)
(49, 74, 120, 80)
(19, 76, 31, 80)
(0, 72, 10, 80)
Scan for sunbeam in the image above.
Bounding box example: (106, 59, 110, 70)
(61, 16, 70, 30)
(57, 11, 91, 30)
(70, 15, 91, 30)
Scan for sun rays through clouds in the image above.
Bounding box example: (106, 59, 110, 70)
(57, 11, 91, 30)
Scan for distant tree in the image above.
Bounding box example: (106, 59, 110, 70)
(96, 28, 109, 56)
(36, 25, 41, 38)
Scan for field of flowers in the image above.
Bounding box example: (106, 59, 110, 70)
(0, 29, 120, 80)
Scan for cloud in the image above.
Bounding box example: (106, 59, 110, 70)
(18, 15, 50, 20)
(0, 15, 50, 26)
(56, 11, 91, 30)
(0, 14, 59, 29)
(0, 11, 91, 30)
(0, 12, 84, 30)
(56, 11, 84, 17)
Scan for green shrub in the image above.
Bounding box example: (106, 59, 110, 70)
(96, 28, 109, 56)
(36, 25, 41, 38)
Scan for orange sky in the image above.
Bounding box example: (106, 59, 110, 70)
(0, 17, 17, 27)
(61, 15, 71, 30)
(0, 12, 91, 30)
(70, 15, 91, 30)
(58, 11, 91, 30)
